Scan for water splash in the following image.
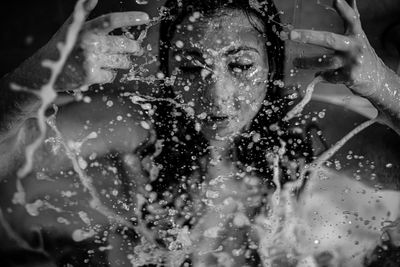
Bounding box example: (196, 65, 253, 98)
(291, 117, 377, 192)
(283, 75, 323, 121)
(8, 0, 163, 258)
(6, 1, 398, 265)
(16, 0, 88, 180)
(136, 0, 149, 5)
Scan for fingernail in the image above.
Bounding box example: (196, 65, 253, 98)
(84, 0, 98, 12)
(279, 31, 289, 41)
(136, 12, 150, 22)
(134, 48, 144, 56)
(290, 30, 301, 41)
(293, 58, 301, 67)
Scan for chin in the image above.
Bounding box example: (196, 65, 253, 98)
(201, 126, 242, 141)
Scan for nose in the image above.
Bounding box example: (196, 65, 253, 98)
(203, 64, 239, 114)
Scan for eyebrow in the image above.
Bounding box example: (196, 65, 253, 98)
(173, 45, 260, 58)
(173, 50, 203, 58)
(225, 46, 260, 55)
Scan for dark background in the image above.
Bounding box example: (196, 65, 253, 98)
(1, 0, 400, 80)
(0, 0, 163, 77)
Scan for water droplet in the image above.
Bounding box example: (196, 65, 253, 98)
(78, 157, 88, 169)
(72, 229, 96, 242)
(25, 200, 44, 216)
(140, 121, 151, 130)
(195, 122, 201, 132)
(106, 100, 113, 107)
(145, 184, 152, 192)
(135, 0, 148, 5)
(175, 40, 184, 48)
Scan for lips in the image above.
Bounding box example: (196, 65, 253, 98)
(208, 115, 229, 122)
(204, 114, 230, 125)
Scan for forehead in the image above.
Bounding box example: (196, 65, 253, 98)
(171, 9, 266, 53)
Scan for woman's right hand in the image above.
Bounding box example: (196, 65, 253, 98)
(41, 0, 149, 91)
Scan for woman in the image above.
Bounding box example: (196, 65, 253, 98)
(145, 0, 306, 217)
(133, 0, 310, 265)
(0, 0, 399, 266)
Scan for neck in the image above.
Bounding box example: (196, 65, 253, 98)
(208, 137, 234, 163)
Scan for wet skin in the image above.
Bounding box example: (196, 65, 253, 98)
(0, 0, 400, 266)
(168, 9, 270, 140)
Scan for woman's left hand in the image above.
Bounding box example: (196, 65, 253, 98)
(289, 0, 385, 98)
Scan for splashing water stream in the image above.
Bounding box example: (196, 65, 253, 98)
(45, 108, 156, 242)
(252, 74, 380, 266)
(283, 76, 324, 121)
(16, 0, 88, 180)
(6, 0, 163, 256)
(291, 118, 378, 192)
(4, 0, 398, 265)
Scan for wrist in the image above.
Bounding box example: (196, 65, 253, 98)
(352, 59, 389, 100)
(0, 77, 41, 134)
(7, 51, 53, 91)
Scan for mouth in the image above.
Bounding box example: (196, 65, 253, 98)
(205, 114, 230, 124)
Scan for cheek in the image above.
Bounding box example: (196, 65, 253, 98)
(236, 83, 267, 120)
(237, 76, 268, 106)
(173, 76, 204, 103)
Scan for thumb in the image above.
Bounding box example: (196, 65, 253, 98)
(79, 0, 98, 21)
(52, 0, 97, 41)
(316, 69, 346, 84)
(122, 153, 149, 195)
(83, 0, 98, 14)
(68, 0, 99, 25)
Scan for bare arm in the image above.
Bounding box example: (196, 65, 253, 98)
(289, 0, 400, 250)
(290, 0, 400, 134)
(0, 0, 149, 163)
(366, 63, 400, 133)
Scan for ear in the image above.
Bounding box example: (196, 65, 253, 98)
(267, 56, 277, 94)
(267, 45, 278, 79)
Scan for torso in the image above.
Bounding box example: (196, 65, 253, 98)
(0, 98, 399, 266)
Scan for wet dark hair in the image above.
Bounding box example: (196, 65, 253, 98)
(158, 0, 284, 86)
(139, 0, 312, 212)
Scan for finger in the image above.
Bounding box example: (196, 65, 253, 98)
(83, 0, 98, 13)
(290, 29, 355, 52)
(88, 68, 116, 84)
(98, 35, 143, 54)
(85, 11, 150, 34)
(122, 154, 149, 195)
(293, 55, 344, 70)
(334, 0, 362, 34)
(352, 0, 360, 17)
(99, 54, 132, 69)
(56, 0, 98, 37)
(318, 68, 347, 84)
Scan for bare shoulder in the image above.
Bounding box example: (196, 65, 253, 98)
(0, 94, 154, 247)
(54, 93, 152, 156)
(0, 93, 153, 178)
(296, 100, 400, 190)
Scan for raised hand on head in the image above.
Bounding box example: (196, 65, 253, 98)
(44, 0, 150, 90)
(289, 0, 385, 98)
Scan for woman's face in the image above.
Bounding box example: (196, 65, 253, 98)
(168, 9, 270, 140)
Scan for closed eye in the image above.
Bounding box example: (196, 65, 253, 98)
(179, 65, 204, 73)
(179, 58, 212, 73)
(229, 62, 254, 73)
